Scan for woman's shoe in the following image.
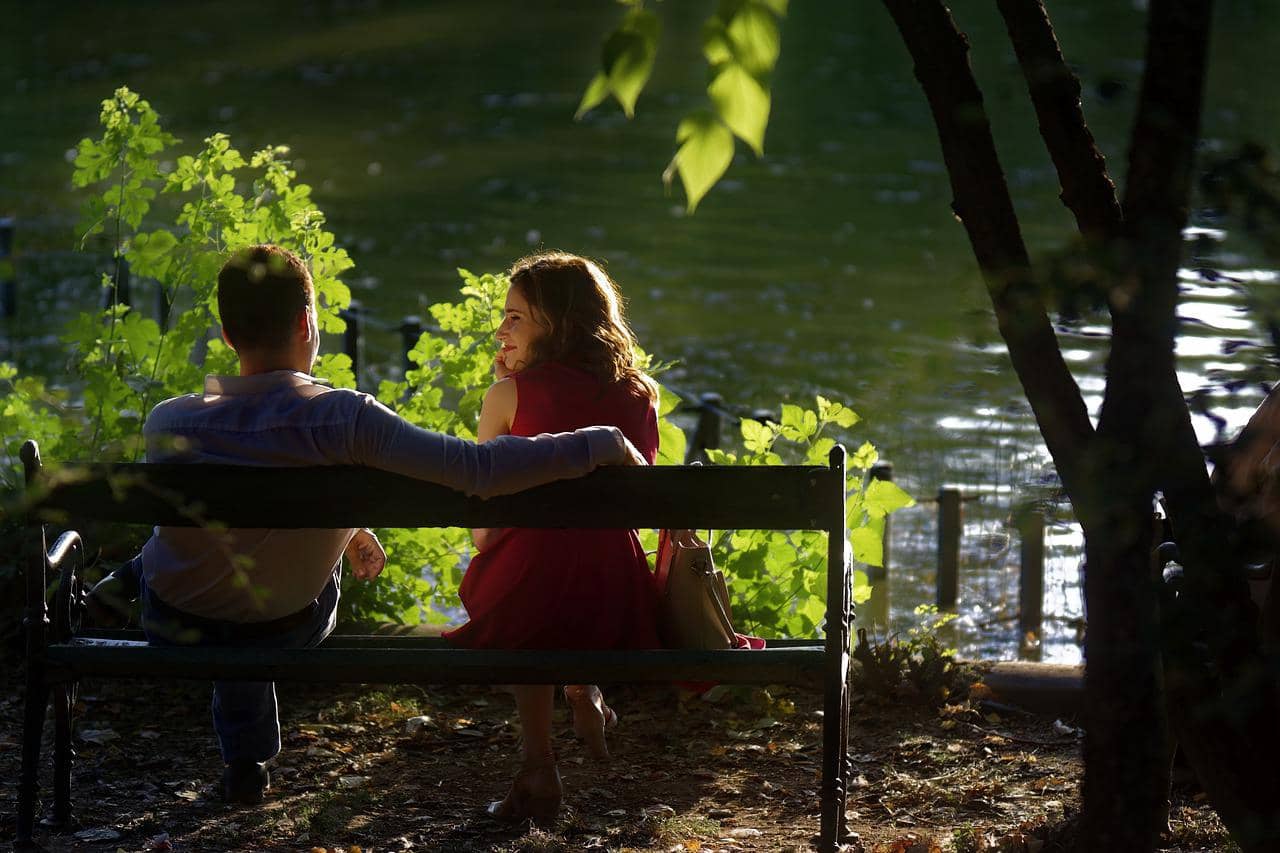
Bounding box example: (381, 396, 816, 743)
(564, 684, 617, 761)
(486, 763, 562, 826)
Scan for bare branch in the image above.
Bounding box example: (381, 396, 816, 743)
(996, 0, 1123, 243)
(880, 0, 1095, 491)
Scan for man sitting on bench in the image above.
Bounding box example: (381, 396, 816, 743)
(88, 244, 645, 805)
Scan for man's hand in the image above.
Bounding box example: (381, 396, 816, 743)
(346, 528, 387, 581)
(617, 435, 648, 466)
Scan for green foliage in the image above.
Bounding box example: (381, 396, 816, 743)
(703, 396, 914, 637)
(578, 0, 786, 211)
(853, 605, 959, 704)
(4, 86, 908, 638)
(2, 88, 351, 488)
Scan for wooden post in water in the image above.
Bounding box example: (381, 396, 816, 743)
(0, 217, 15, 320)
(868, 461, 894, 580)
(1019, 506, 1045, 643)
(341, 300, 362, 388)
(688, 393, 723, 463)
(936, 485, 962, 609)
(399, 315, 422, 376)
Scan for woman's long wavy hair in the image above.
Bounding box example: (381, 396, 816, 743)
(509, 251, 657, 402)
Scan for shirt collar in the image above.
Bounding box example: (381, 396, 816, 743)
(203, 370, 327, 397)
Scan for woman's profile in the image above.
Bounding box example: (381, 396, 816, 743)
(443, 251, 662, 823)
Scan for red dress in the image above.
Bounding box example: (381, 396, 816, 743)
(444, 362, 663, 650)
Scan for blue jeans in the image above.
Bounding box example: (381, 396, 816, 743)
(122, 557, 340, 765)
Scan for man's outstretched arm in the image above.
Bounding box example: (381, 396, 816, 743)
(351, 397, 644, 498)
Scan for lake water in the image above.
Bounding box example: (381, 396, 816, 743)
(3, 0, 1278, 663)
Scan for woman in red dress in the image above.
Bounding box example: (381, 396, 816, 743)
(443, 251, 661, 823)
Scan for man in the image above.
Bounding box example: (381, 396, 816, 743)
(91, 244, 644, 804)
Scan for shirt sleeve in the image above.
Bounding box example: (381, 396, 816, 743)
(350, 397, 628, 498)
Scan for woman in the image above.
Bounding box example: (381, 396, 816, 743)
(443, 251, 662, 823)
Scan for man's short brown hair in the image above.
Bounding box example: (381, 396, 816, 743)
(217, 244, 314, 351)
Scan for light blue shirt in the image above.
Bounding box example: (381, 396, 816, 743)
(140, 370, 627, 621)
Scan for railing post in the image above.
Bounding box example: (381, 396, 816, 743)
(868, 461, 894, 580)
(1018, 505, 1045, 644)
(687, 392, 724, 463)
(936, 485, 961, 609)
(103, 257, 131, 311)
(0, 217, 15, 320)
(341, 300, 362, 388)
(155, 282, 171, 331)
(399, 315, 422, 376)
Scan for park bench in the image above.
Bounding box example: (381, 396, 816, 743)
(14, 438, 855, 852)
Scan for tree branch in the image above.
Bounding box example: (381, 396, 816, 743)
(996, 0, 1123, 243)
(880, 0, 1095, 495)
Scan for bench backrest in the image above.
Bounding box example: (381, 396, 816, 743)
(23, 449, 847, 533)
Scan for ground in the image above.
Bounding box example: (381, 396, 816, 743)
(0, 663, 1236, 853)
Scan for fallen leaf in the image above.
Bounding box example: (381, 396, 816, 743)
(73, 827, 121, 842)
(79, 728, 119, 745)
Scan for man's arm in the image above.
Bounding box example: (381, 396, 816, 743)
(351, 397, 642, 498)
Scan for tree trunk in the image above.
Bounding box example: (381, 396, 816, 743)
(879, 0, 1280, 848)
(1080, 515, 1168, 848)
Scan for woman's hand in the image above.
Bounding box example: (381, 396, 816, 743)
(346, 528, 387, 581)
(494, 349, 514, 380)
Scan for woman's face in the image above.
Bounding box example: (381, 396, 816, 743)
(496, 284, 548, 373)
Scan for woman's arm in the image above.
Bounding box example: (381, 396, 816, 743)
(472, 378, 519, 551)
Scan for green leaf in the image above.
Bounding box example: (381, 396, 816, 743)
(708, 63, 770, 156)
(865, 479, 915, 517)
(602, 9, 660, 118)
(127, 229, 178, 279)
(727, 2, 781, 77)
(575, 72, 611, 119)
(758, 0, 788, 15)
(702, 17, 734, 67)
(850, 440, 878, 470)
(740, 417, 772, 454)
(657, 415, 687, 466)
(850, 526, 883, 567)
(663, 111, 734, 213)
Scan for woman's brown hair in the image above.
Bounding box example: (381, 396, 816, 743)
(508, 251, 657, 402)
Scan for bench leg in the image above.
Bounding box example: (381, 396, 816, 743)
(16, 681, 50, 849)
(820, 674, 850, 853)
(52, 681, 76, 826)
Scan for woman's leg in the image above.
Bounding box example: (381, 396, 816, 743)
(563, 684, 616, 760)
(488, 684, 562, 824)
(512, 685, 556, 767)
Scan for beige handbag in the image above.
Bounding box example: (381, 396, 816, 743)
(654, 528, 736, 650)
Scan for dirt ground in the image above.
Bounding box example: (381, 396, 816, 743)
(0, 662, 1235, 853)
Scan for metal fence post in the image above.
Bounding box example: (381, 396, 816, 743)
(936, 485, 962, 609)
(1018, 506, 1045, 643)
(0, 217, 15, 320)
(155, 283, 171, 331)
(399, 315, 423, 376)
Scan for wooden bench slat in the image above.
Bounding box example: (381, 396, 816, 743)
(81, 629, 827, 650)
(29, 463, 843, 530)
(46, 641, 827, 686)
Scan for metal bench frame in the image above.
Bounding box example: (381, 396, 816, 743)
(15, 439, 854, 851)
